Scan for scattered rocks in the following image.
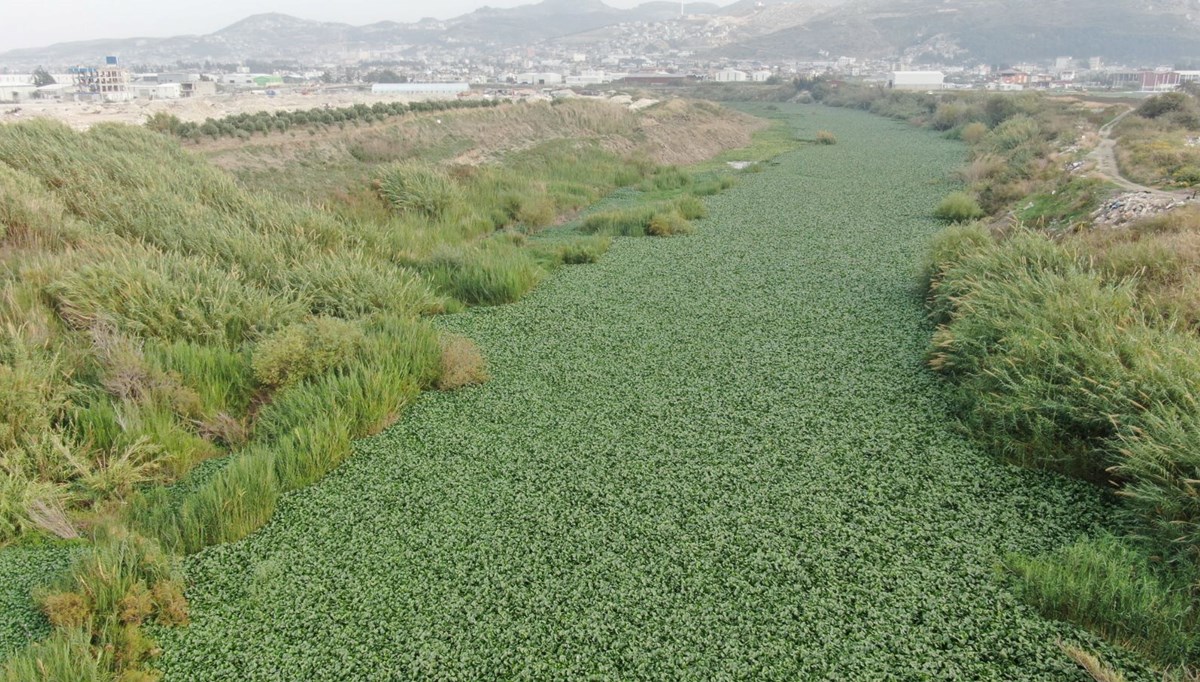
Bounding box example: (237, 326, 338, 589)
(1091, 191, 1194, 227)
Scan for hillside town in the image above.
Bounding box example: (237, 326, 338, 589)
(4, 52, 1199, 108)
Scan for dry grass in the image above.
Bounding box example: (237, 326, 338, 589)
(436, 335, 489, 391)
(1061, 644, 1127, 682)
(26, 499, 79, 540)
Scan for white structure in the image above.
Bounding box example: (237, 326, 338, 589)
(1, 84, 38, 103)
(131, 82, 182, 100)
(371, 82, 469, 99)
(751, 70, 773, 82)
(714, 69, 748, 82)
(516, 72, 563, 86)
(890, 71, 945, 91)
(566, 70, 611, 86)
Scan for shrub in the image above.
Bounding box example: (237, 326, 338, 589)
(959, 122, 989, 145)
(1137, 92, 1191, 120)
(437, 335, 489, 391)
(1173, 166, 1200, 186)
(933, 192, 985, 223)
(376, 163, 461, 219)
(674, 195, 709, 220)
(251, 317, 365, 389)
(815, 130, 838, 145)
(646, 211, 693, 237)
(422, 242, 544, 306)
(515, 195, 557, 229)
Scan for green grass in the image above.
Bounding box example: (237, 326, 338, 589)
(152, 104, 1154, 680)
(924, 225, 1200, 671)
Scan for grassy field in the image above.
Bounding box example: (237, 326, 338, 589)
(150, 105, 1152, 679)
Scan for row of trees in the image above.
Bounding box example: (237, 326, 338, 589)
(146, 97, 501, 141)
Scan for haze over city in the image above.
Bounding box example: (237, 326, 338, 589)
(1, 0, 725, 50)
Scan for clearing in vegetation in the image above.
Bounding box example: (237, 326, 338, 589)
(151, 105, 1153, 679)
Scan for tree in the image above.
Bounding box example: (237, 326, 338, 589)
(365, 69, 407, 84)
(32, 67, 55, 87)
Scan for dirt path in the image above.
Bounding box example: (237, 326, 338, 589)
(1089, 108, 1194, 199)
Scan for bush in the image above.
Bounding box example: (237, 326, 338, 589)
(582, 203, 694, 237)
(422, 242, 544, 306)
(1137, 92, 1191, 120)
(646, 211, 693, 237)
(376, 163, 461, 219)
(436, 335, 489, 391)
(1173, 166, 1200, 186)
(674, 195, 708, 220)
(959, 122, 989, 145)
(251, 317, 365, 389)
(815, 130, 838, 145)
(933, 192, 986, 223)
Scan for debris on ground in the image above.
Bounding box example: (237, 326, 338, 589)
(1091, 191, 1195, 227)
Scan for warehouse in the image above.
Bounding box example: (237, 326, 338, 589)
(889, 71, 945, 91)
(370, 82, 470, 100)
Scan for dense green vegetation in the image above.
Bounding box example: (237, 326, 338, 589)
(924, 222, 1200, 673)
(147, 104, 1155, 679)
(817, 84, 1200, 674)
(146, 98, 500, 142)
(0, 99, 746, 678)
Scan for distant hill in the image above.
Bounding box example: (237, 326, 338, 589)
(0, 1, 706, 67)
(716, 0, 1200, 63)
(2, 0, 1199, 69)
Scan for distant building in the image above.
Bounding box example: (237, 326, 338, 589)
(751, 70, 774, 82)
(889, 71, 945, 90)
(616, 73, 690, 86)
(219, 73, 283, 88)
(71, 64, 132, 102)
(1, 84, 37, 103)
(515, 72, 563, 86)
(371, 82, 470, 99)
(714, 69, 748, 82)
(131, 82, 182, 100)
(997, 69, 1030, 86)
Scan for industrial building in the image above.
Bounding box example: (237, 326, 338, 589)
(714, 68, 748, 82)
(71, 59, 132, 102)
(370, 82, 470, 99)
(889, 71, 945, 91)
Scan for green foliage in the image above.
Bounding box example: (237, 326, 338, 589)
(1137, 93, 1192, 120)
(252, 318, 365, 389)
(933, 192, 985, 223)
(153, 98, 500, 141)
(152, 104, 1148, 681)
(924, 226, 1200, 669)
(375, 163, 461, 220)
(1008, 535, 1199, 667)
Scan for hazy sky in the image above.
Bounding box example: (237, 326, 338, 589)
(3, 0, 684, 50)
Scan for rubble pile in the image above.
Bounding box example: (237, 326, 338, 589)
(1091, 191, 1194, 227)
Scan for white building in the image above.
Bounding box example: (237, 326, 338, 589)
(1, 84, 38, 103)
(566, 70, 611, 86)
(752, 70, 774, 82)
(516, 72, 563, 86)
(131, 82, 182, 100)
(371, 82, 469, 99)
(890, 71, 945, 91)
(714, 69, 748, 82)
